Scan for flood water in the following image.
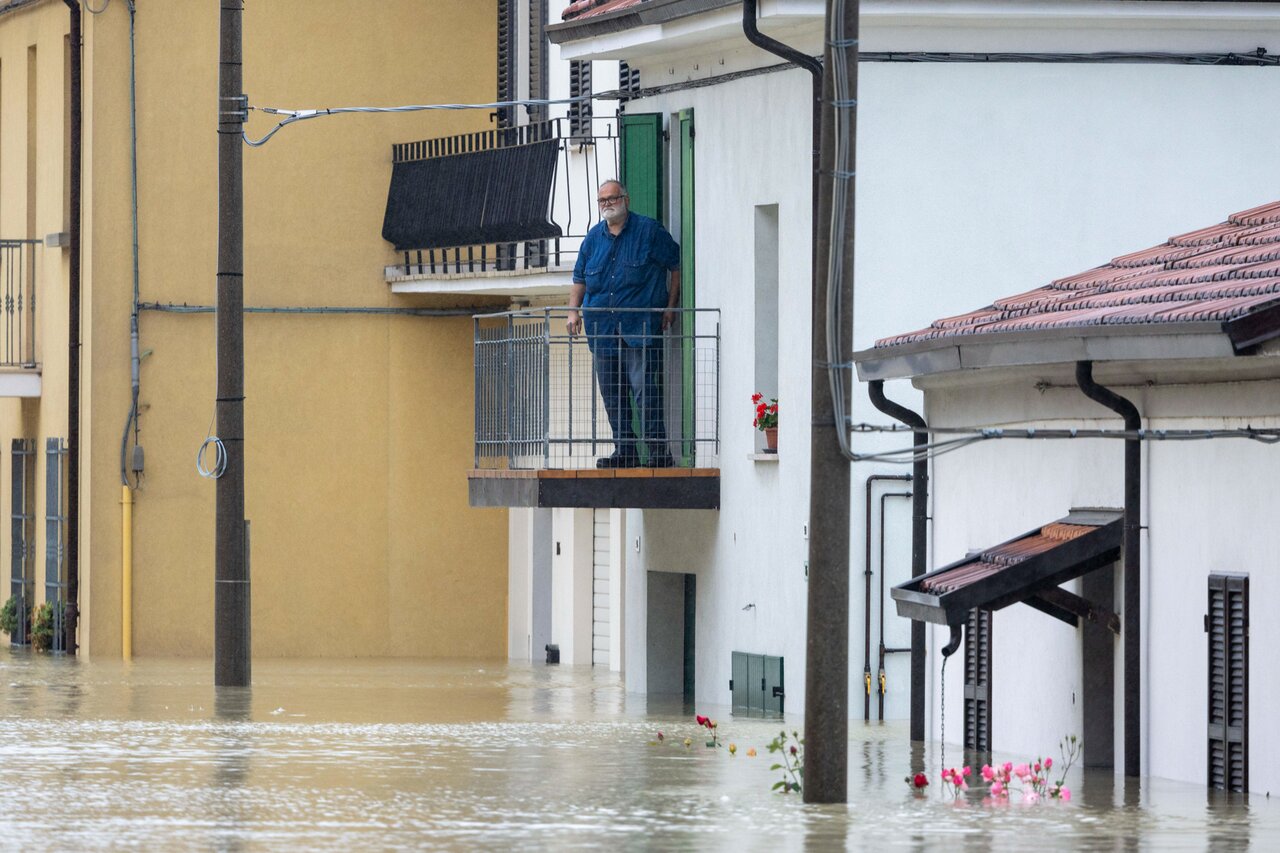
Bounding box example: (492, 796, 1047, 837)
(0, 650, 1268, 851)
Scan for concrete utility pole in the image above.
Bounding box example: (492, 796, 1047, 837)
(215, 0, 250, 686)
(804, 0, 858, 804)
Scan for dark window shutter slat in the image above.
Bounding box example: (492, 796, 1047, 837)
(1207, 573, 1248, 792)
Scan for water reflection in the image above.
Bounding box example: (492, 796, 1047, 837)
(0, 649, 1272, 850)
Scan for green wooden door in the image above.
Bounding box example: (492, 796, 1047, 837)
(619, 113, 664, 222)
(678, 110, 695, 464)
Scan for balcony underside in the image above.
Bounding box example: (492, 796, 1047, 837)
(469, 468, 719, 509)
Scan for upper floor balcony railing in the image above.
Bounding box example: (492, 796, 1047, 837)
(383, 117, 618, 279)
(473, 307, 720, 472)
(0, 240, 38, 368)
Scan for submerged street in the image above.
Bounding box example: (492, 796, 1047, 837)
(0, 651, 1270, 850)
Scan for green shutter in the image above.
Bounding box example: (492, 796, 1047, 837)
(679, 110, 695, 463)
(619, 113, 663, 222)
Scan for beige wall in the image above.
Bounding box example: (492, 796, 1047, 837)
(0, 0, 508, 658)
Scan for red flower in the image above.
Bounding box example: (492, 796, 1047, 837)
(695, 715, 710, 728)
(751, 392, 763, 403)
(912, 773, 929, 788)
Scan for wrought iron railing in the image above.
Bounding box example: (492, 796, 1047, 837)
(387, 117, 619, 277)
(0, 240, 38, 367)
(474, 308, 720, 470)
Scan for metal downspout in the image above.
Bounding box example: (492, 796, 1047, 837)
(863, 473, 910, 720)
(741, 0, 821, 240)
(63, 0, 82, 655)
(745, 0, 847, 803)
(867, 380, 928, 742)
(1075, 360, 1141, 779)
(119, 0, 140, 661)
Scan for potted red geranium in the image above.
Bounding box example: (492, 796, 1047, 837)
(752, 393, 778, 452)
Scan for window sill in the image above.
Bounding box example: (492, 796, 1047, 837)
(748, 453, 779, 463)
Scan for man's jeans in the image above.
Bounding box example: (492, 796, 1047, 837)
(594, 340, 666, 461)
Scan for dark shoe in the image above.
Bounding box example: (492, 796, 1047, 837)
(647, 453, 675, 469)
(596, 453, 640, 469)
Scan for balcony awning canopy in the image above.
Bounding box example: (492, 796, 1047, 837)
(382, 138, 563, 252)
(892, 508, 1123, 629)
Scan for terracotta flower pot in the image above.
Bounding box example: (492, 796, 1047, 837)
(764, 427, 778, 453)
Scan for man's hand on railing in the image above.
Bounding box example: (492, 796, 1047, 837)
(566, 310, 582, 336)
(662, 309, 677, 331)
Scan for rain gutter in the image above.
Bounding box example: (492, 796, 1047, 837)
(867, 380, 928, 742)
(1074, 360, 1141, 779)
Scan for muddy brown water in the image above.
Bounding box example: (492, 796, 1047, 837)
(0, 651, 1268, 850)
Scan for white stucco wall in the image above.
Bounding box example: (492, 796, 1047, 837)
(546, 5, 1280, 763)
(927, 370, 1280, 792)
(620, 52, 1280, 722)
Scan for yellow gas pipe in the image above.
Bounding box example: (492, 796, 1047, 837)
(122, 485, 133, 660)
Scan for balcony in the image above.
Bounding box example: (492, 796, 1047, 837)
(0, 239, 39, 397)
(382, 117, 618, 296)
(469, 307, 720, 509)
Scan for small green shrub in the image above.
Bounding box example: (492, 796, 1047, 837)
(31, 602, 54, 651)
(0, 596, 17, 637)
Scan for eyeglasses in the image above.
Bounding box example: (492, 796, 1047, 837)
(597, 195, 626, 205)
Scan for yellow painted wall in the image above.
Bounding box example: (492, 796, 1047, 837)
(0, 0, 74, 646)
(0, 0, 508, 658)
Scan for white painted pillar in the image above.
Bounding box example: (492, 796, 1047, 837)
(608, 508, 626, 673)
(625, 509, 647, 693)
(552, 507, 594, 665)
(508, 509, 531, 660)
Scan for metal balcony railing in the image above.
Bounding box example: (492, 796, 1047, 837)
(474, 308, 720, 470)
(385, 117, 619, 277)
(0, 240, 38, 368)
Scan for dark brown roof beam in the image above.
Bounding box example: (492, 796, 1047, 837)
(1223, 297, 1280, 352)
(1025, 585, 1120, 634)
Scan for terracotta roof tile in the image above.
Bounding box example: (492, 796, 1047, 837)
(876, 199, 1280, 349)
(561, 0, 646, 21)
(919, 521, 1100, 594)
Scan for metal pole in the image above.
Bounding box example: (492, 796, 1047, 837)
(62, 0, 82, 655)
(803, 0, 857, 804)
(215, 0, 250, 686)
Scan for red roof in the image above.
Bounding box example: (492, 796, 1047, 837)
(876, 200, 1280, 348)
(561, 0, 647, 21)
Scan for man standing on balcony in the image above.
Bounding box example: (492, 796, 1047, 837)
(567, 180, 681, 468)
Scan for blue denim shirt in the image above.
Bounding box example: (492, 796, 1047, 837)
(572, 213, 680, 349)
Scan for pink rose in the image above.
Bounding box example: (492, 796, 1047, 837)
(1061, 787, 1071, 802)
(962, 766, 971, 777)
(1025, 791, 1039, 804)
(1044, 757, 1053, 770)
(981, 765, 994, 782)
(991, 781, 1004, 796)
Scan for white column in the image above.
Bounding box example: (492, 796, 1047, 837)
(608, 508, 626, 672)
(552, 507, 595, 665)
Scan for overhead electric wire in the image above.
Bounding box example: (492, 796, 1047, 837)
(243, 95, 592, 147)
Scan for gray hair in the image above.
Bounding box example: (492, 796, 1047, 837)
(598, 179, 628, 195)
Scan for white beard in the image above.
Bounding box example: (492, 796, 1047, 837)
(602, 205, 627, 225)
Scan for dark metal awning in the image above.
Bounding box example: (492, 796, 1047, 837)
(891, 508, 1123, 629)
(382, 137, 562, 252)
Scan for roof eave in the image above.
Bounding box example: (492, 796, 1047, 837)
(853, 323, 1239, 382)
(548, 0, 738, 45)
